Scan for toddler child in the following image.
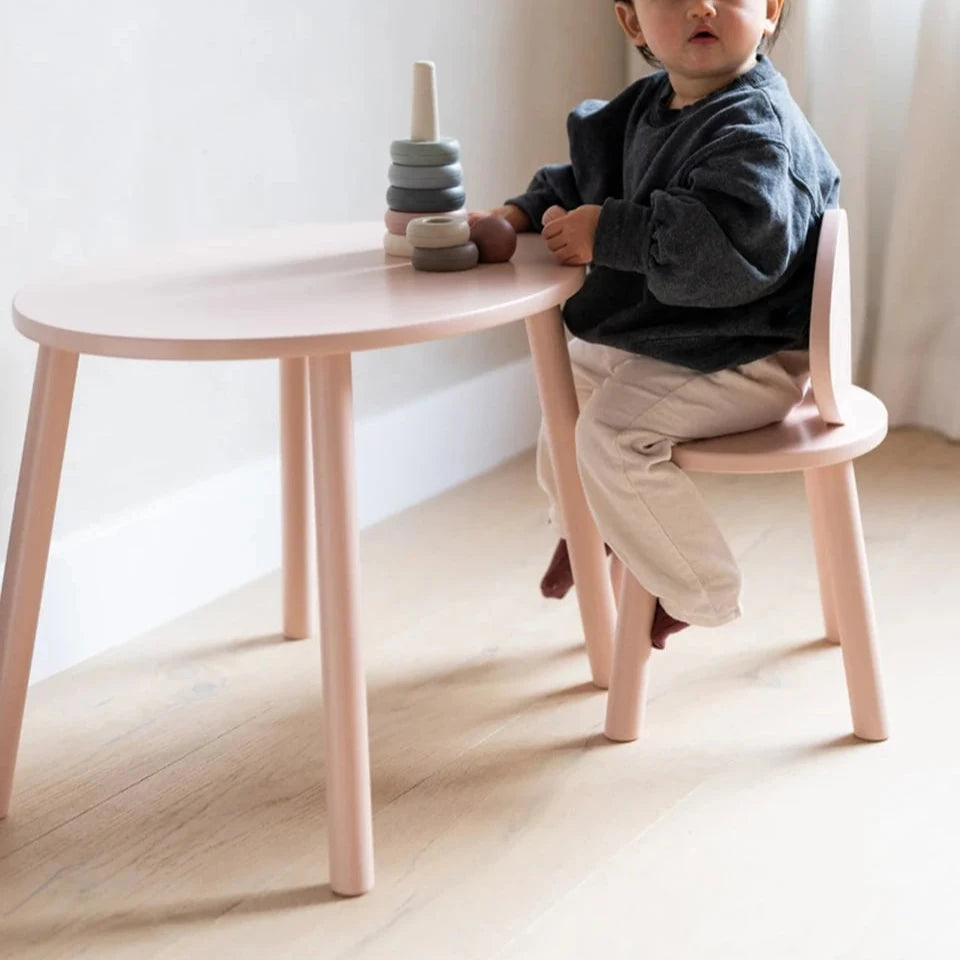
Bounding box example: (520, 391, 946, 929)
(473, 0, 839, 648)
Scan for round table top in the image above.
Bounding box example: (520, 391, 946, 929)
(12, 222, 585, 361)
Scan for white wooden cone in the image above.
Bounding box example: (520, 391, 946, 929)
(411, 61, 439, 141)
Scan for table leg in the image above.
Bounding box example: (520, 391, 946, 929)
(280, 358, 316, 640)
(307, 352, 374, 896)
(525, 308, 616, 689)
(0, 347, 78, 817)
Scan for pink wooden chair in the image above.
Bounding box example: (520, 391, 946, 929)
(603, 209, 889, 744)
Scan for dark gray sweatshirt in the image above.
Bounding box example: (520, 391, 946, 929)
(506, 55, 840, 373)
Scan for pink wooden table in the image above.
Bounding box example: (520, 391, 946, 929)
(0, 222, 617, 896)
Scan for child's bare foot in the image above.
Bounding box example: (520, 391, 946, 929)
(540, 538, 574, 598)
(651, 601, 689, 650)
(539, 537, 611, 599)
(540, 542, 689, 648)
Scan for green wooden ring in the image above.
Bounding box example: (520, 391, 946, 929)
(390, 138, 461, 167)
(389, 162, 463, 190)
(387, 185, 466, 213)
(412, 242, 480, 272)
(406, 215, 471, 249)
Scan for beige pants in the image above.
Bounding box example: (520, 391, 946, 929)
(537, 339, 811, 627)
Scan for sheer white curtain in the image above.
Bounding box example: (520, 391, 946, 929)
(765, 0, 957, 437)
(867, 0, 960, 439)
(771, 0, 872, 374)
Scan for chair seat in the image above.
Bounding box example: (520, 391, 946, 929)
(672, 385, 888, 475)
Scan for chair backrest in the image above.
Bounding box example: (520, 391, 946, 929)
(809, 208, 853, 425)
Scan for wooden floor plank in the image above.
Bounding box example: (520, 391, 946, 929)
(1, 429, 957, 959)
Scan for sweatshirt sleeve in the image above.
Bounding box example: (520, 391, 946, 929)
(505, 96, 625, 232)
(505, 164, 583, 233)
(592, 138, 817, 308)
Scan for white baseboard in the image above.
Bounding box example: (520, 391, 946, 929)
(20, 357, 541, 683)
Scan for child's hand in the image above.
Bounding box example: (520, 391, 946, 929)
(542, 204, 603, 266)
(541, 205, 566, 227)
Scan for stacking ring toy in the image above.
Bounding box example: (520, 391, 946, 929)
(386, 64, 476, 272)
(387, 185, 466, 213)
(412, 242, 479, 272)
(406, 215, 471, 249)
(390, 138, 461, 167)
(388, 162, 463, 190)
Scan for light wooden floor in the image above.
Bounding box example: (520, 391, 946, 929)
(1, 428, 958, 959)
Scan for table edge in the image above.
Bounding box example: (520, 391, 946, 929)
(11, 270, 585, 360)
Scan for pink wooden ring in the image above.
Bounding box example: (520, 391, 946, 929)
(385, 207, 466, 236)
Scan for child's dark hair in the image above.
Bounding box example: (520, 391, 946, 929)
(617, 1, 789, 69)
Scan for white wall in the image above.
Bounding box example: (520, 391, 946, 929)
(0, 0, 625, 677)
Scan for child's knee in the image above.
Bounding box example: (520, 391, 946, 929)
(575, 407, 642, 495)
(577, 406, 672, 475)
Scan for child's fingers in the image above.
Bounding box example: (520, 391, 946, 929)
(555, 241, 587, 265)
(543, 226, 565, 245)
(541, 205, 567, 227)
(542, 221, 565, 241)
(545, 234, 568, 254)
(543, 238, 566, 259)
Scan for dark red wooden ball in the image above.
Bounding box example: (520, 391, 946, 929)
(469, 215, 518, 263)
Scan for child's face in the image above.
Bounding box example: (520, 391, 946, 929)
(618, 0, 783, 79)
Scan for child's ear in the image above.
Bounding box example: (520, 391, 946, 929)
(615, 2, 645, 48)
(764, 0, 784, 36)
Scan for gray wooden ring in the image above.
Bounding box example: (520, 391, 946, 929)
(382, 231, 413, 258)
(389, 162, 463, 190)
(390, 138, 460, 167)
(387, 185, 466, 213)
(412, 242, 480, 272)
(406, 216, 470, 249)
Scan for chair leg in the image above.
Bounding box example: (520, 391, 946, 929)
(280, 357, 316, 640)
(604, 573, 657, 743)
(0, 347, 78, 818)
(814, 461, 888, 742)
(308, 353, 374, 895)
(803, 469, 841, 644)
(525, 308, 616, 689)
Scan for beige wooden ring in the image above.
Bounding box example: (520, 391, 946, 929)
(384, 207, 466, 236)
(382, 231, 413, 258)
(406, 215, 471, 249)
(412, 242, 479, 272)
